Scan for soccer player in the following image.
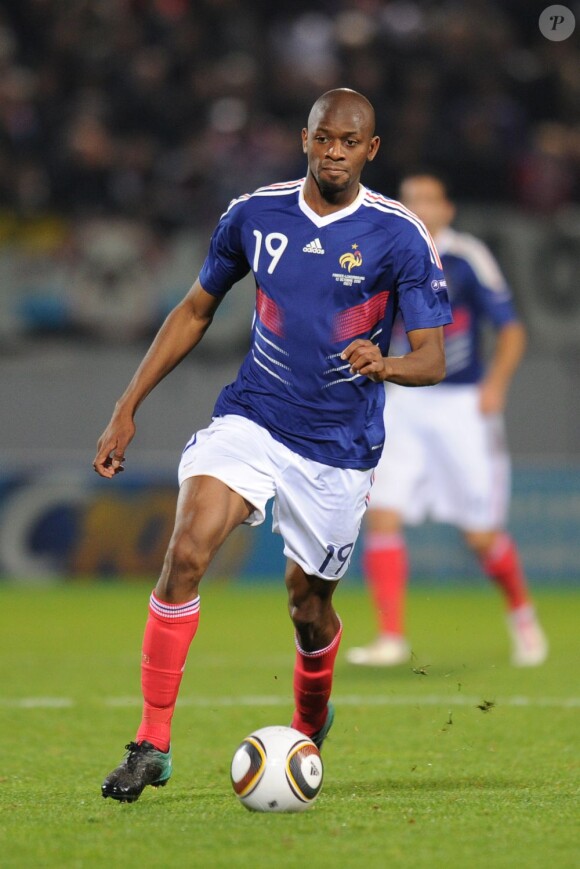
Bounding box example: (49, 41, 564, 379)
(93, 90, 452, 803)
(347, 171, 548, 669)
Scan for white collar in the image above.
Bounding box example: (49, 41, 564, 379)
(298, 181, 367, 228)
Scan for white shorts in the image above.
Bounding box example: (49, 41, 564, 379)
(370, 384, 510, 531)
(178, 415, 374, 579)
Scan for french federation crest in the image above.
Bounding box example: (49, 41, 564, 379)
(339, 244, 363, 272)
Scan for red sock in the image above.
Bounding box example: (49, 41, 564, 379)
(480, 533, 530, 611)
(291, 620, 342, 738)
(363, 532, 408, 636)
(135, 591, 200, 752)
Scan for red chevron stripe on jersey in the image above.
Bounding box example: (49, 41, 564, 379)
(257, 287, 284, 337)
(333, 291, 389, 342)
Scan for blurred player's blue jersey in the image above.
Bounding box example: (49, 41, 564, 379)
(389, 227, 518, 385)
(199, 179, 452, 469)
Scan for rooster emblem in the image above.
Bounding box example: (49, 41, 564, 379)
(339, 244, 363, 272)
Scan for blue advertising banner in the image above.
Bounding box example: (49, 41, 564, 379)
(0, 465, 578, 584)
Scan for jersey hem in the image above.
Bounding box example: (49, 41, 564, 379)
(212, 411, 379, 471)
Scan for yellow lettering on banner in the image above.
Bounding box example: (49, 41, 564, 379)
(72, 492, 176, 576)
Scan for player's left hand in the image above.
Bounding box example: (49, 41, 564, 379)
(341, 339, 386, 382)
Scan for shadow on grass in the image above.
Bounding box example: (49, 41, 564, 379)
(99, 775, 533, 816)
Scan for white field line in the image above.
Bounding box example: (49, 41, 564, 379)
(1, 694, 580, 709)
(0, 697, 75, 708)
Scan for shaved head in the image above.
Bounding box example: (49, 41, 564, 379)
(302, 87, 380, 213)
(307, 88, 376, 137)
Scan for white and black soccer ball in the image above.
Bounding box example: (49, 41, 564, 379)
(230, 725, 324, 813)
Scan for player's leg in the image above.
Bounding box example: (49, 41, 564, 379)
(286, 561, 341, 749)
(464, 528, 548, 666)
(137, 473, 254, 749)
(273, 448, 373, 747)
(347, 385, 428, 666)
(346, 506, 411, 666)
(102, 474, 253, 801)
(443, 400, 547, 666)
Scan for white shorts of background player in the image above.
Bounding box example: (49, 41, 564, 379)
(370, 383, 510, 532)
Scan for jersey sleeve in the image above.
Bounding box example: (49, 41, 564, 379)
(394, 233, 453, 332)
(198, 203, 251, 297)
(462, 239, 519, 328)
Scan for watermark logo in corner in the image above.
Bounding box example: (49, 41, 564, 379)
(539, 5, 576, 41)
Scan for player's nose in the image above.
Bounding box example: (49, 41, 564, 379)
(325, 139, 345, 159)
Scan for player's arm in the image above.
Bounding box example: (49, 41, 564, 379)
(341, 326, 446, 386)
(479, 320, 526, 414)
(93, 280, 222, 478)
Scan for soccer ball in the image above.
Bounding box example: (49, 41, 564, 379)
(230, 725, 324, 812)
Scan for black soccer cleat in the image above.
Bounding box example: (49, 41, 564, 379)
(101, 741, 172, 803)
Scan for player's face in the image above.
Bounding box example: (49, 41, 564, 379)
(302, 102, 380, 201)
(399, 177, 455, 236)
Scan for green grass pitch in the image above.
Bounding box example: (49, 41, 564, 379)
(1, 581, 578, 868)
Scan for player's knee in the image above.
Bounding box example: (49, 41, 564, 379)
(288, 588, 333, 636)
(161, 530, 211, 595)
(286, 565, 337, 645)
(289, 591, 338, 653)
(290, 596, 320, 630)
(464, 530, 497, 559)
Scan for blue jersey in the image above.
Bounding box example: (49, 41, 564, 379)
(199, 179, 452, 469)
(389, 227, 518, 385)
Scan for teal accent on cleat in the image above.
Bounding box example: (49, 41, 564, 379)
(101, 741, 172, 803)
(311, 701, 334, 751)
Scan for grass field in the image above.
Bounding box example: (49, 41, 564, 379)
(1, 581, 578, 868)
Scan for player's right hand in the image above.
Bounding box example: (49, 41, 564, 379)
(93, 413, 136, 478)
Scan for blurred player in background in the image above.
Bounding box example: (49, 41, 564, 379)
(347, 171, 548, 669)
(93, 91, 452, 803)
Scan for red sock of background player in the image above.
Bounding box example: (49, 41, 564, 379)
(135, 591, 200, 752)
(291, 620, 342, 738)
(480, 533, 530, 611)
(363, 532, 408, 636)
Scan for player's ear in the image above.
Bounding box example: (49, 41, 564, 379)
(367, 136, 380, 162)
(301, 128, 308, 154)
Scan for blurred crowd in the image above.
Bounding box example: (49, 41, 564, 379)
(0, 0, 579, 235)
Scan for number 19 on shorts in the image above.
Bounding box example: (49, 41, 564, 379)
(318, 542, 354, 577)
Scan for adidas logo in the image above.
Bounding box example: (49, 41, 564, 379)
(303, 238, 325, 254)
